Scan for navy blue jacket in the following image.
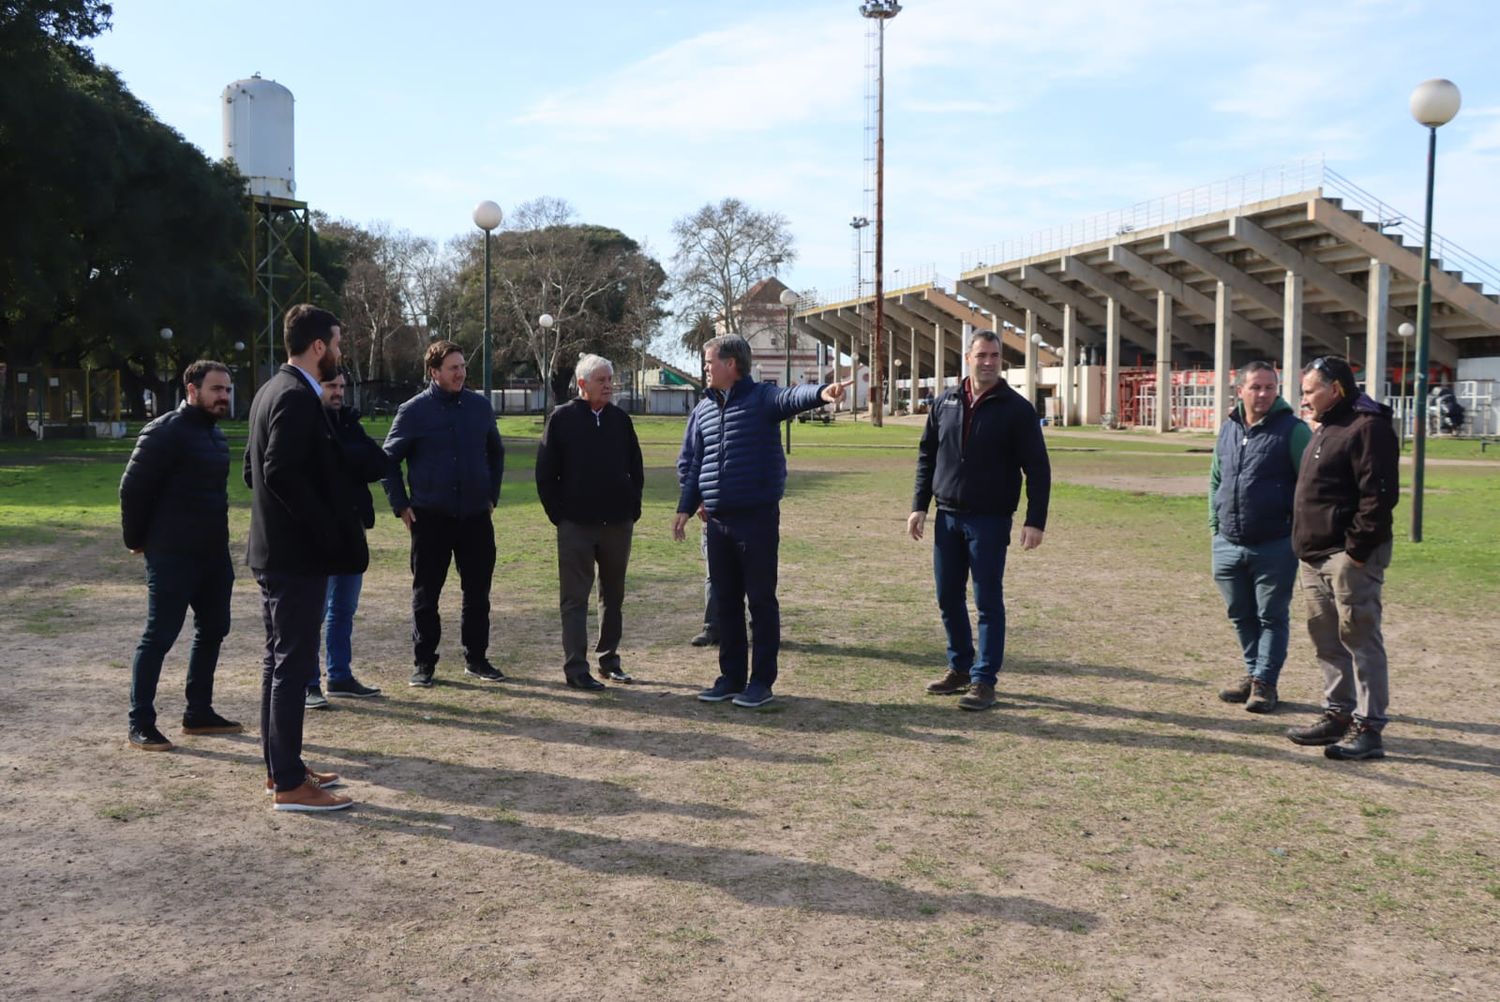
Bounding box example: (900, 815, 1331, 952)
(534, 399, 643, 526)
(119, 401, 229, 555)
(677, 378, 827, 515)
(1209, 398, 1310, 545)
(382, 384, 505, 518)
(911, 379, 1051, 530)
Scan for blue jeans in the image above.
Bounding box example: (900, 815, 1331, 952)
(933, 510, 1010, 686)
(705, 506, 780, 690)
(319, 573, 364, 686)
(1211, 533, 1297, 686)
(129, 549, 234, 728)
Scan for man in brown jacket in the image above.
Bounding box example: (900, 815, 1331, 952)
(1285, 356, 1399, 761)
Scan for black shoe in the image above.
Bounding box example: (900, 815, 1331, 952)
(327, 677, 382, 698)
(1245, 680, 1279, 714)
(1325, 725, 1385, 761)
(464, 661, 506, 682)
(127, 725, 174, 752)
(601, 668, 634, 683)
(409, 665, 435, 688)
(305, 686, 331, 710)
(566, 673, 606, 691)
(181, 711, 243, 735)
(690, 630, 719, 647)
(697, 677, 744, 702)
(1219, 675, 1253, 703)
(1286, 710, 1352, 746)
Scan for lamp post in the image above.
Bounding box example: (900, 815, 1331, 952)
(158, 327, 174, 413)
(1408, 77, 1461, 543)
(893, 356, 903, 413)
(472, 200, 504, 400)
(537, 313, 555, 412)
(1397, 321, 1415, 453)
(779, 288, 798, 452)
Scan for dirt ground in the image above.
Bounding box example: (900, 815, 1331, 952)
(1, 441, 1497, 1001)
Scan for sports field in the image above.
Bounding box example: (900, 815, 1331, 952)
(1, 417, 1497, 1000)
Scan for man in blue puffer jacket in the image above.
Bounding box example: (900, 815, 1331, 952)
(1209, 361, 1311, 715)
(672, 335, 849, 707)
(383, 341, 506, 688)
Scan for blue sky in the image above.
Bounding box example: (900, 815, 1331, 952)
(90, 0, 1500, 324)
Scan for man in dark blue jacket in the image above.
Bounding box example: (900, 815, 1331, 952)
(909, 330, 1050, 711)
(672, 335, 849, 707)
(383, 341, 506, 688)
(1209, 361, 1311, 714)
(120, 360, 241, 751)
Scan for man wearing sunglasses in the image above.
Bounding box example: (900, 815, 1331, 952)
(1286, 356, 1399, 761)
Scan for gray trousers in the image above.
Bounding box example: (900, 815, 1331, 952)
(557, 520, 633, 677)
(1299, 543, 1392, 730)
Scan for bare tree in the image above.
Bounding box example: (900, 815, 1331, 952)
(491, 198, 664, 412)
(670, 197, 795, 341)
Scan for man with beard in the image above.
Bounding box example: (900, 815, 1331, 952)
(245, 304, 367, 811)
(383, 341, 505, 688)
(120, 360, 241, 751)
(305, 369, 389, 708)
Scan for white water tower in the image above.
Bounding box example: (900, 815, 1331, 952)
(221, 74, 295, 199)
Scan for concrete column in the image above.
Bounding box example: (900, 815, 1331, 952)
(831, 330, 842, 411)
(1283, 270, 1303, 409)
(1155, 291, 1173, 433)
(1023, 309, 1038, 410)
(886, 330, 896, 415)
(961, 322, 973, 381)
(1060, 304, 1076, 426)
(1104, 297, 1121, 427)
(1213, 281, 1233, 429)
(1365, 259, 1390, 403)
(933, 322, 944, 393)
(910, 324, 917, 402)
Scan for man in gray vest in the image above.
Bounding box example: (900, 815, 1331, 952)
(1210, 361, 1310, 714)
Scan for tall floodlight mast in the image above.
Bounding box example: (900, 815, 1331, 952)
(860, 0, 899, 428)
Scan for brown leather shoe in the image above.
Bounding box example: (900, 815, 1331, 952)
(272, 781, 353, 812)
(926, 669, 970, 696)
(1218, 675, 1253, 703)
(958, 682, 997, 711)
(265, 769, 342, 794)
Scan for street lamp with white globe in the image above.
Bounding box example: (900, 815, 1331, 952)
(1407, 78, 1461, 542)
(1397, 321, 1415, 453)
(473, 200, 504, 398)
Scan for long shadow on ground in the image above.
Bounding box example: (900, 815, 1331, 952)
(330, 805, 1101, 931)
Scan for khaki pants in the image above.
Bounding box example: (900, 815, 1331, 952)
(1299, 543, 1392, 730)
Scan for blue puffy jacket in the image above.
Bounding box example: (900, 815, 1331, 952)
(677, 378, 826, 515)
(382, 384, 505, 517)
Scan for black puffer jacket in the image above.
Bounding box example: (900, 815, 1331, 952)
(1292, 393, 1399, 562)
(119, 401, 229, 554)
(329, 406, 390, 529)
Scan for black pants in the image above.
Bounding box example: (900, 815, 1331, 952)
(129, 549, 234, 728)
(255, 570, 325, 792)
(556, 520, 633, 677)
(410, 508, 495, 668)
(706, 505, 781, 690)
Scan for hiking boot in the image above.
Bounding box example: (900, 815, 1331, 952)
(305, 686, 330, 710)
(1325, 725, 1385, 761)
(958, 682, 997, 711)
(464, 661, 506, 682)
(1286, 710, 1352, 746)
(690, 629, 719, 647)
(1245, 680, 1279, 714)
(731, 683, 775, 709)
(272, 781, 353, 813)
(697, 677, 744, 703)
(327, 677, 382, 698)
(181, 710, 243, 735)
(409, 665, 435, 688)
(127, 725, 174, 752)
(1218, 675, 1253, 703)
(926, 669, 970, 696)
